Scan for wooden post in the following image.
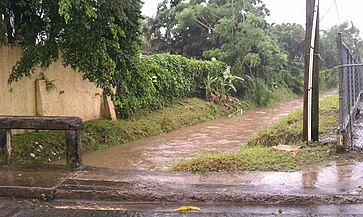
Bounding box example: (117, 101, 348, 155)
(6, 130, 12, 165)
(66, 130, 82, 168)
(0, 129, 5, 164)
(0, 129, 12, 165)
(304, 0, 320, 142)
(311, 1, 320, 141)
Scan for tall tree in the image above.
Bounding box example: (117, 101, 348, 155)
(200, 0, 286, 84)
(320, 21, 362, 69)
(269, 23, 305, 62)
(1, 0, 142, 93)
(146, 0, 286, 81)
(269, 23, 305, 93)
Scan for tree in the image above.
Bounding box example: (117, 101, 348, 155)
(0, 0, 24, 44)
(142, 0, 198, 55)
(200, 0, 286, 86)
(1, 0, 142, 94)
(320, 21, 362, 69)
(146, 0, 286, 80)
(269, 23, 305, 62)
(269, 23, 305, 93)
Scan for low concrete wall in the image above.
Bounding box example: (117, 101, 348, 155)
(0, 45, 114, 121)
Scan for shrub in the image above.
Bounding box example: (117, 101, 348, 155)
(114, 54, 226, 118)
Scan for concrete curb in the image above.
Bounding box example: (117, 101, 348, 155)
(0, 186, 55, 199)
(1, 165, 363, 205)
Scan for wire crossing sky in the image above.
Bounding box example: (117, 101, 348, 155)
(142, 0, 363, 35)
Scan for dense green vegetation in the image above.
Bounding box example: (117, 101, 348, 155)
(318, 21, 363, 90)
(171, 96, 339, 172)
(1, 0, 142, 94)
(144, 0, 294, 105)
(114, 54, 226, 118)
(142, 1, 362, 109)
(10, 98, 224, 164)
(3, 1, 362, 116)
(2, 1, 363, 168)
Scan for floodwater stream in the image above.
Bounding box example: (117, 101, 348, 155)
(78, 91, 337, 171)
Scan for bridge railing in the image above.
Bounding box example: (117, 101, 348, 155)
(337, 33, 363, 148)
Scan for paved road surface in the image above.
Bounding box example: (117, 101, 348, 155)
(2, 198, 363, 217)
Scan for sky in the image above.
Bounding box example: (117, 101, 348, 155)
(141, 0, 363, 34)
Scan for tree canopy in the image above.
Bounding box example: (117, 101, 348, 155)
(0, 0, 142, 93)
(144, 0, 289, 97)
(320, 21, 363, 69)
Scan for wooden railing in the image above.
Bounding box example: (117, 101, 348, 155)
(0, 116, 82, 168)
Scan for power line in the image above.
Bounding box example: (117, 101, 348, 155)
(334, 0, 341, 25)
(320, 0, 335, 22)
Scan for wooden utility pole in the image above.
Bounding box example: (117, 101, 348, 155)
(303, 0, 320, 142)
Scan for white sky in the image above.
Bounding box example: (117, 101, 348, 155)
(141, 0, 363, 34)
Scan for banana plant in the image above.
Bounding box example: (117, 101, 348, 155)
(217, 66, 244, 100)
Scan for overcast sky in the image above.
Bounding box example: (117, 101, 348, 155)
(141, 0, 363, 34)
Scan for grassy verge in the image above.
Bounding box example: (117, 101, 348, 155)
(171, 96, 342, 172)
(246, 94, 339, 147)
(10, 98, 225, 164)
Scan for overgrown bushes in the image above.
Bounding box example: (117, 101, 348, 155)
(113, 53, 303, 118)
(114, 54, 226, 118)
(113, 51, 338, 118)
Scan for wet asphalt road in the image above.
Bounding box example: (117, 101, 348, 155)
(2, 198, 363, 217)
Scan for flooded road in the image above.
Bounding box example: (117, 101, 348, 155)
(79, 91, 337, 171)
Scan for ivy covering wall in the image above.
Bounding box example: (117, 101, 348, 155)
(114, 54, 226, 118)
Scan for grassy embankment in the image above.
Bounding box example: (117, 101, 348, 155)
(10, 98, 224, 164)
(171, 95, 351, 172)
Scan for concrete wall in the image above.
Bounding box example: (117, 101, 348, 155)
(0, 45, 113, 121)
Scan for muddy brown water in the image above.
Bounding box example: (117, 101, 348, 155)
(69, 91, 337, 171)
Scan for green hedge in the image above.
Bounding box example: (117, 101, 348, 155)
(114, 54, 226, 118)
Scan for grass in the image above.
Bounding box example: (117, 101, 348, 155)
(171, 96, 340, 172)
(246, 95, 339, 147)
(170, 145, 330, 172)
(9, 98, 225, 164)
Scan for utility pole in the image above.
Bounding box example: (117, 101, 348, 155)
(303, 0, 320, 142)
